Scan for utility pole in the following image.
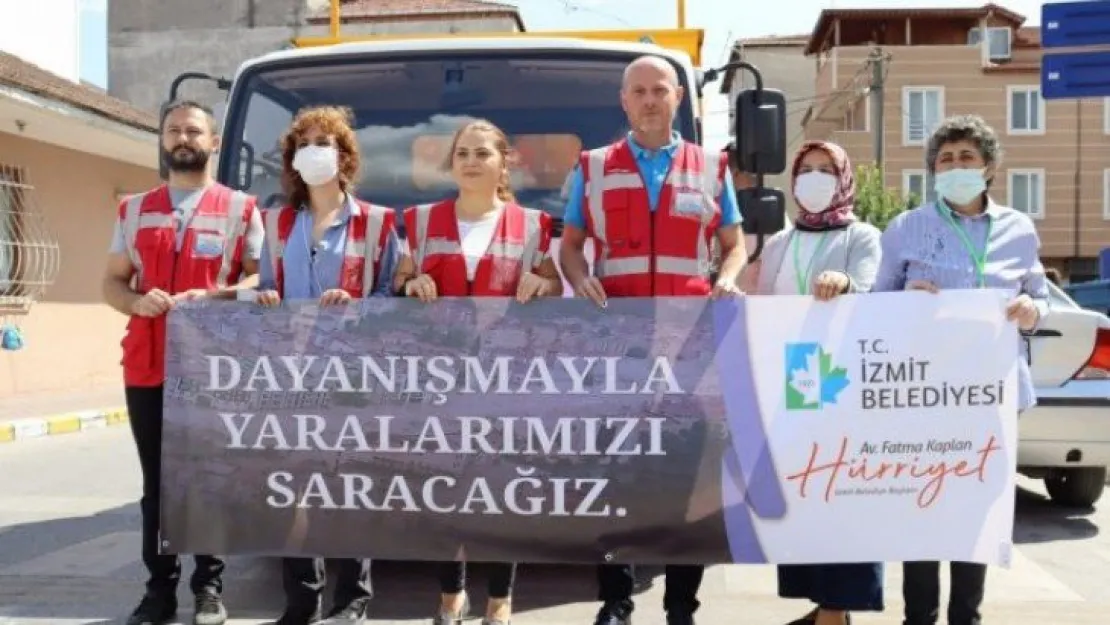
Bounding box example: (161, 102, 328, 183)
(869, 47, 886, 171)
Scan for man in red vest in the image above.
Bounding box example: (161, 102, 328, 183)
(559, 55, 748, 625)
(102, 100, 264, 625)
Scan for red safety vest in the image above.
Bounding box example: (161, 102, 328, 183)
(580, 138, 726, 297)
(262, 199, 396, 298)
(403, 199, 552, 296)
(118, 183, 256, 387)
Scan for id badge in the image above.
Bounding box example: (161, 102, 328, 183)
(192, 232, 224, 258)
(674, 192, 706, 217)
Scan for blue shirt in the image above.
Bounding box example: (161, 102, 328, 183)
(872, 198, 1051, 411)
(562, 132, 742, 231)
(258, 195, 401, 299)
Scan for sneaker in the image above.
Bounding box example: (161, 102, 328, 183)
(193, 591, 228, 625)
(125, 593, 177, 625)
(320, 598, 369, 624)
(593, 602, 632, 625)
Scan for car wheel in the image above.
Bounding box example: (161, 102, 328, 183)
(1045, 467, 1108, 508)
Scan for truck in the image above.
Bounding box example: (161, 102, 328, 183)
(165, 0, 788, 273)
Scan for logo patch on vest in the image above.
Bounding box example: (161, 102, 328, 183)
(674, 192, 706, 216)
(192, 232, 224, 258)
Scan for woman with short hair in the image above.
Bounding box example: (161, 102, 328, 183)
(873, 113, 1050, 625)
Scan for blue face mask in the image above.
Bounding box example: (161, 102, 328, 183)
(934, 168, 987, 206)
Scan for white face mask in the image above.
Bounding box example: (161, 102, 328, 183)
(293, 145, 339, 186)
(793, 171, 838, 214)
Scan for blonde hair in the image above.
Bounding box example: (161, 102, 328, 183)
(444, 119, 516, 202)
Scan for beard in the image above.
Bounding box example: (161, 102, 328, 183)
(163, 145, 211, 173)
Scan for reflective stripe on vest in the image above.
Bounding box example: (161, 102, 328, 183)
(411, 202, 546, 271)
(584, 143, 722, 282)
(263, 202, 389, 297)
(410, 203, 436, 269)
(122, 187, 251, 289)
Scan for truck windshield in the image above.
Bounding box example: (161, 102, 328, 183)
(217, 50, 696, 232)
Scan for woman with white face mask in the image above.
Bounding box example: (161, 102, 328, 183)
(875, 116, 1049, 625)
(256, 105, 401, 308)
(254, 106, 401, 625)
(744, 140, 884, 625)
(749, 140, 882, 302)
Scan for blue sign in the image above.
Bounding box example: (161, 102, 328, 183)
(1042, 1, 1110, 48)
(1041, 49, 1110, 99)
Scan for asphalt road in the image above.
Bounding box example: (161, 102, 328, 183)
(0, 427, 1107, 624)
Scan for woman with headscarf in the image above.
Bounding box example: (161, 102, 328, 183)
(746, 140, 885, 625)
(875, 114, 1049, 625)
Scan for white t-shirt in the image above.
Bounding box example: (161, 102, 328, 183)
(773, 230, 834, 295)
(457, 210, 502, 281)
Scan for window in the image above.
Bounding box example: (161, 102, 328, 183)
(902, 169, 936, 205)
(0, 166, 25, 296)
(220, 52, 697, 227)
(968, 27, 1013, 61)
(0, 165, 57, 313)
(1008, 86, 1045, 134)
(903, 87, 944, 146)
(1008, 169, 1045, 219)
(1104, 97, 1110, 134)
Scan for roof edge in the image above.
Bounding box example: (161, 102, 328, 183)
(802, 3, 1028, 56)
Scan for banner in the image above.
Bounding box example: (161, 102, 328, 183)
(161, 291, 1019, 566)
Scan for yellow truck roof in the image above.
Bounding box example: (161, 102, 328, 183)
(291, 28, 704, 66)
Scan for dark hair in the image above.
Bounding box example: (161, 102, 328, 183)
(160, 99, 217, 133)
(925, 114, 1002, 176)
(443, 119, 517, 202)
(1045, 267, 1062, 285)
(279, 105, 361, 210)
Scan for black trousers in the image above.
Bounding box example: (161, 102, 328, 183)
(126, 385, 225, 597)
(438, 561, 516, 599)
(282, 558, 372, 609)
(597, 564, 704, 614)
(902, 561, 986, 625)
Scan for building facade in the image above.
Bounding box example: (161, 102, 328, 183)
(798, 3, 1110, 280)
(0, 51, 160, 401)
(108, 0, 525, 115)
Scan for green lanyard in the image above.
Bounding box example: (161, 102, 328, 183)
(791, 231, 831, 295)
(935, 204, 992, 288)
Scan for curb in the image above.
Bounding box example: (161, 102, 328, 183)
(0, 407, 129, 444)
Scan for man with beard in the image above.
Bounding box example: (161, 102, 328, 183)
(102, 100, 264, 625)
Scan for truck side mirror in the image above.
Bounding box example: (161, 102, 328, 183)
(738, 187, 786, 236)
(732, 88, 787, 175)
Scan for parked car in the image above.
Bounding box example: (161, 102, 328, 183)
(1019, 281, 1110, 507)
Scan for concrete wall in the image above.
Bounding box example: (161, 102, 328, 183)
(0, 132, 158, 399)
(108, 0, 519, 114)
(729, 44, 814, 219)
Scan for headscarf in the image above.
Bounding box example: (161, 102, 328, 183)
(790, 140, 857, 231)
